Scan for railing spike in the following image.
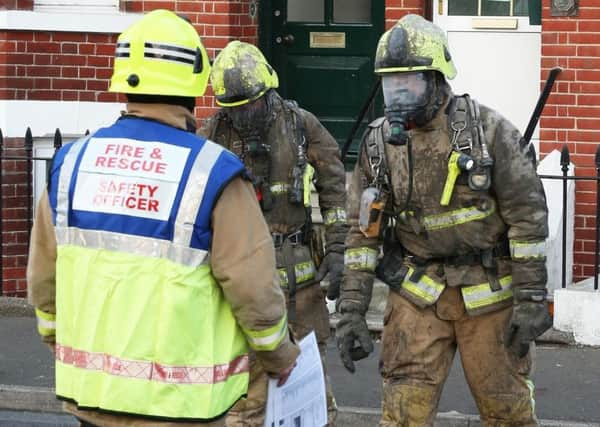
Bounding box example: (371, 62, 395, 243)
(54, 128, 63, 151)
(560, 144, 570, 171)
(25, 127, 33, 151)
(595, 145, 600, 169)
(85, 129, 90, 136)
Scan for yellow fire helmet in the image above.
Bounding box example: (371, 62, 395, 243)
(109, 9, 210, 97)
(375, 14, 457, 80)
(210, 40, 279, 107)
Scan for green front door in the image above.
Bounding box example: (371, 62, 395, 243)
(259, 0, 384, 167)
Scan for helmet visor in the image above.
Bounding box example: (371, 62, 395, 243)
(382, 72, 429, 110)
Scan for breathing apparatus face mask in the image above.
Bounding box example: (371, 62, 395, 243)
(226, 94, 272, 140)
(382, 72, 432, 145)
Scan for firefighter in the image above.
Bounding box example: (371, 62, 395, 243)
(27, 10, 299, 426)
(199, 40, 348, 426)
(336, 14, 552, 426)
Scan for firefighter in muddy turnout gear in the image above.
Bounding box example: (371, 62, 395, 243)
(199, 40, 348, 426)
(27, 11, 299, 427)
(336, 14, 552, 426)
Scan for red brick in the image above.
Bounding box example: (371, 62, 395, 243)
(34, 32, 52, 42)
(79, 43, 95, 55)
(98, 92, 119, 102)
(61, 43, 78, 54)
(95, 68, 112, 79)
(547, 93, 576, 105)
(88, 56, 110, 67)
(571, 82, 600, 94)
(578, 118, 600, 130)
(6, 53, 34, 65)
(33, 78, 51, 89)
(571, 32, 600, 44)
(543, 19, 578, 31)
(202, 14, 231, 25)
(569, 107, 600, 118)
(578, 8, 600, 19)
(542, 45, 577, 57)
(80, 92, 96, 102)
(80, 67, 95, 78)
(11, 32, 34, 41)
(53, 33, 86, 42)
(87, 80, 108, 91)
(87, 34, 112, 43)
(579, 95, 600, 105)
(568, 130, 600, 143)
(577, 45, 600, 56)
(53, 78, 85, 90)
(386, 0, 404, 7)
(53, 55, 86, 66)
(27, 41, 60, 54)
(28, 66, 60, 77)
(541, 33, 557, 45)
(34, 54, 52, 65)
(62, 91, 78, 101)
(577, 70, 600, 82)
(62, 67, 79, 78)
(96, 43, 115, 56)
(569, 58, 600, 70)
(540, 117, 575, 129)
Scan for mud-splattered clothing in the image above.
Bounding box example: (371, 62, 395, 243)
(340, 94, 547, 426)
(200, 94, 347, 425)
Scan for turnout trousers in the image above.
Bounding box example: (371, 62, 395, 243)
(379, 286, 538, 427)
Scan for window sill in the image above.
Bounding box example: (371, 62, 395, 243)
(0, 10, 142, 33)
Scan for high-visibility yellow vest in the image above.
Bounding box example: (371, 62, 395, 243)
(48, 118, 250, 421)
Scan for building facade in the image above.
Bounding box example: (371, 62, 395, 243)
(1, 0, 599, 295)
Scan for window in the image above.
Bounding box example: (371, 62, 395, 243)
(333, 0, 371, 23)
(449, 0, 528, 16)
(287, 0, 324, 22)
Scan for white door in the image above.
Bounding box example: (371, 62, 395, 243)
(434, 0, 541, 148)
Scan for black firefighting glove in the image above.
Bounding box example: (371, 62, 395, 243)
(315, 251, 344, 300)
(336, 311, 373, 373)
(505, 289, 553, 358)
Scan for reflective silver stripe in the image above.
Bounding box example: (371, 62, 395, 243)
(422, 205, 495, 231)
(56, 137, 89, 228)
(115, 42, 130, 57)
(37, 317, 56, 331)
(345, 247, 378, 271)
(243, 315, 288, 351)
(461, 276, 513, 310)
(278, 269, 288, 286)
(56, 227, 209, 267)
(402, 268, 444, 304)
(173, 142, 223, 247)
(144, 42, 197, 65)
(323, 208, 347, 225)
(510, 240, 546, 259)
(270, 182, 289, 194)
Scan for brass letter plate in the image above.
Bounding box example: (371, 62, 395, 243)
(472, 18, 518, 29)
(310, 32, 346, 48)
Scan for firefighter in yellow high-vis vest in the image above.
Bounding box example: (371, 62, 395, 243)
(336, 14, 552, 426)
(27, 10, 299, 426)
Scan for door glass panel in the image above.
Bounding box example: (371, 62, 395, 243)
(287, 0, 324, 22)
(333, 0, 371, 23)
(481, 0, 510, 15)
(448, 0, 478, 16)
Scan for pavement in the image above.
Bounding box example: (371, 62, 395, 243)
(1, 296, 600, 426)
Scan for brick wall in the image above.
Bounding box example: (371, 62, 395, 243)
(539, 1, 600, 281)
(0, 138, 30, 296)
(385, 0, 426, 28)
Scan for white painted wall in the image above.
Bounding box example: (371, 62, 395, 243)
(538, 149, 575, 294)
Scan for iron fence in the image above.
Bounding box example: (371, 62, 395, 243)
(0, 129, 599, 295)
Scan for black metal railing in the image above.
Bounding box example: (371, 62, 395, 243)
(0, 131, 599, 294)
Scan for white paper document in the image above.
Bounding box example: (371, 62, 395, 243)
(264, 331, 327, 427)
